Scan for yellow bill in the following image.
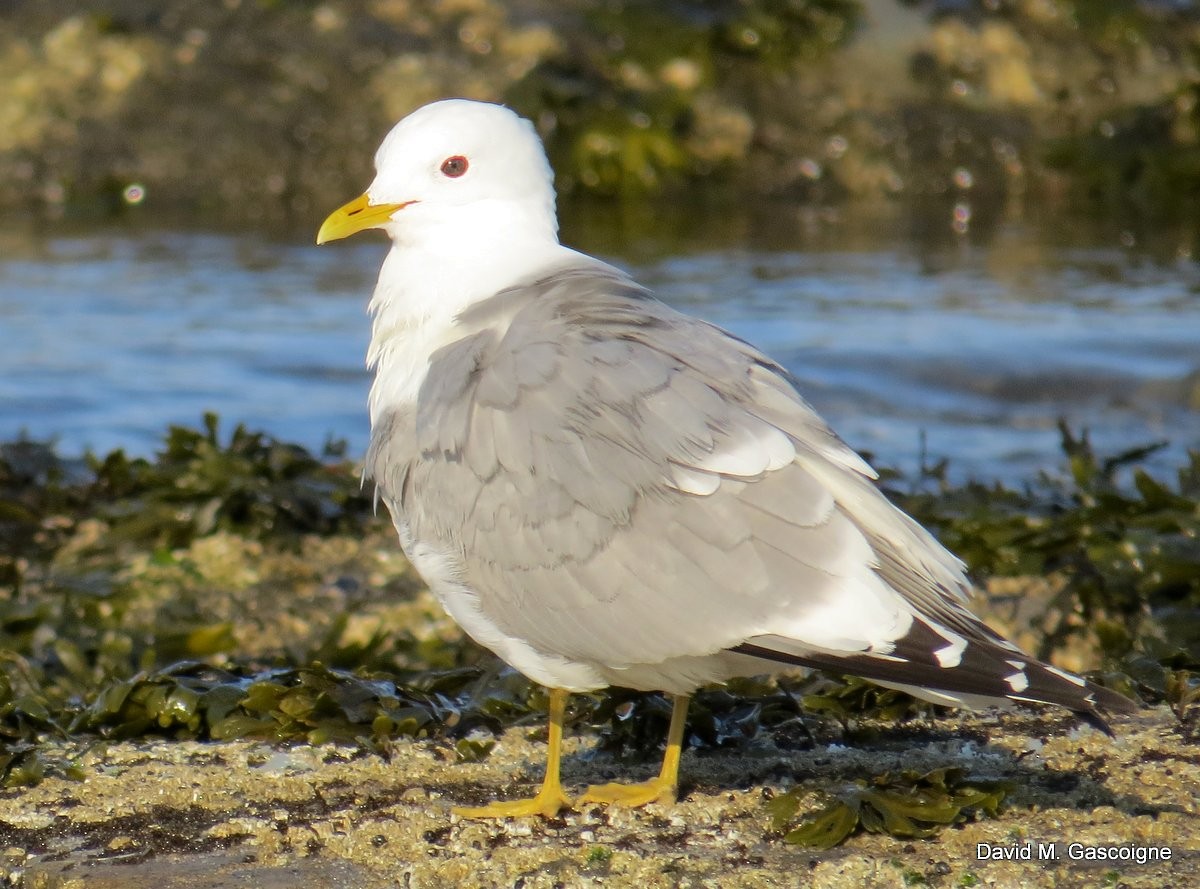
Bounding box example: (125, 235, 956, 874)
(316, 193, 410, 244)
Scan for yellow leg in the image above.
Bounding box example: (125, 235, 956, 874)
(454, 687, 574, 818)
(580, 693, 690, 808)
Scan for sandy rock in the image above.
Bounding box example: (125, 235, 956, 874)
(1, 707, 1195, 888)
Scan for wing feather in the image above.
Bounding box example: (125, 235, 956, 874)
(370, 264, 921, 670)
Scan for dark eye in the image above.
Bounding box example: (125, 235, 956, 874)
(440, 155, 469, 178)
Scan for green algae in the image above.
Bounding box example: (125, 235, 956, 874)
(0, 0, 862, 215)
(511, 0, 860, 196)
(6, 1, 1200, 219)
(86, 412, 376, 549)
(767, 766, 1010, 848)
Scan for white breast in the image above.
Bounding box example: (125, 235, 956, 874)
(364, 235, 587, 424)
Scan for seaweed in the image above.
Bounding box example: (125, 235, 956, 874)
(767, 767, 1010, 848)
(1165, 669, 1200, 743)
(73, 660, 497, 747)
(85, 411, 376, 550)
(895, 423, 1200, 668)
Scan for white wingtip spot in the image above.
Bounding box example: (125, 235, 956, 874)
(1005, 670, 1029, 693)
(934, 643, 964, 668)
(930, 623, 968, 668)
(1043, 664, 1087, 687)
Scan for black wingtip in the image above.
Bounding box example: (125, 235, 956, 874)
(1075, 707, 1116, 738)
(1073, 680, 1141, 737)
(732, 631, 1142, 734)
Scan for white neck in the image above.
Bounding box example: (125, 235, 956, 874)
(365, 199, 574, 425)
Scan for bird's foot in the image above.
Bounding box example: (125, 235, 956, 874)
(453, 785, 573, 819)
(579, 775, 677, 808)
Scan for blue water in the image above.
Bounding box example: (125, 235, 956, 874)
(1, 214, 1197, 482)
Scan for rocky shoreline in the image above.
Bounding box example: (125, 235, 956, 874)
(4, 1, 1200, 223)
(2, 419, 1197, 886)
(3, 703, 1195, 888)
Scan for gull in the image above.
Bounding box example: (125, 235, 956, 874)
(316, 99, 1136, 818)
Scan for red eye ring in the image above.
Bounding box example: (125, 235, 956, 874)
(440, 155, 469, 178)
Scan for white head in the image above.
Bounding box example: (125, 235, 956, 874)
(319, 100, 581, 422)
(317, 99, 559, 249)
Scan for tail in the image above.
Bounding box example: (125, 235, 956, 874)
(732, 615, 1138, 735)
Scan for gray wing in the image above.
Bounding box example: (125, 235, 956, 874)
(371, 264, 971, 664)
(368, 263, 1135, 720)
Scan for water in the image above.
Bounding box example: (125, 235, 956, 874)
(2, 207, 1198, 483)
